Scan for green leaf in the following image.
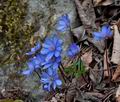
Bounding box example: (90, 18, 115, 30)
(64, 60, 86, 78)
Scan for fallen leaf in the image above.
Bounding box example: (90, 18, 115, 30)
(88, 38, 105, 53)
(72, 26, 86, 41)
(112, 65, 120, 81)
(74, 0, 96, 29)
(111, 25, 120, 64)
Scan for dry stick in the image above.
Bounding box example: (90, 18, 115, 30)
(105, 39, 111, 84)
(60, 64, 71, 82)
(59, 67, 67, 83)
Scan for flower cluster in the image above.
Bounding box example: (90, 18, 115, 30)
(22, 14, 80, 92)
(40, 35, 63, 91)
(93, 25, 112, 41)
(67, 43, 80, 58)
(56, 14, 70, 32)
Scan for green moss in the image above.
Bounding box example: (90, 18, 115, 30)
(0, 0, 34, 66)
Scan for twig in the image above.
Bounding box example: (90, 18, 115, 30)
(60, 63, 71, 82)
(105, 39, 111, 84)
(59, 67, 67, 83)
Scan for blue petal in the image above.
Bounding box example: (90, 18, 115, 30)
(55, 79, 62, 86)
(53, 37, 58, 45)
(43, 84, 49, 91)
(31, 47, 36, 53)
(58, 21, 66, 26)
(41, 48, 49, 54)
(36, 42, 41, 49)
(93, 32, 104, 40)
(68, 50, 73, 57)
(43, 44, 50, 48)
(58, 39, 63, 45)
(53, 63, 58, 69)
(47, 84, 51, 91)
(53, 82, 57, 90)
(101, 25, 108, 34)
(56, 26, 66, 31)
(55, 51, 60, 57)
(44, 63, 52, 69)
(27, 62, 34, 70)
(41, 78, 50, 83)
(56, 47, 62, 51)
(41, 72, 49, 78)
(22, 70, 31, 75)
(46, 52, 54, 61)
(47, 68, 53, 76)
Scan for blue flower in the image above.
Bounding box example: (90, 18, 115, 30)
(93, 25, 112, 41)
(67, 43, 80, 58)
(42, 56, 61, 70)
(41, 35, 63, 61)
(56, 14, 70, 32)
(22, 60, 35, 76)
(41, 68, 62, 91)
(26, 42, 41, 55)
(22, 54, 45, 75)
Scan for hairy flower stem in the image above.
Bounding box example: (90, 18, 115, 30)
(34, 69, 41, 78)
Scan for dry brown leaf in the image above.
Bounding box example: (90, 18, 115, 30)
(112, 65, 120, 81)
(81, 50, 92, 66)
(93, 0, 113, 6)
(111, 25, 120, 64)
